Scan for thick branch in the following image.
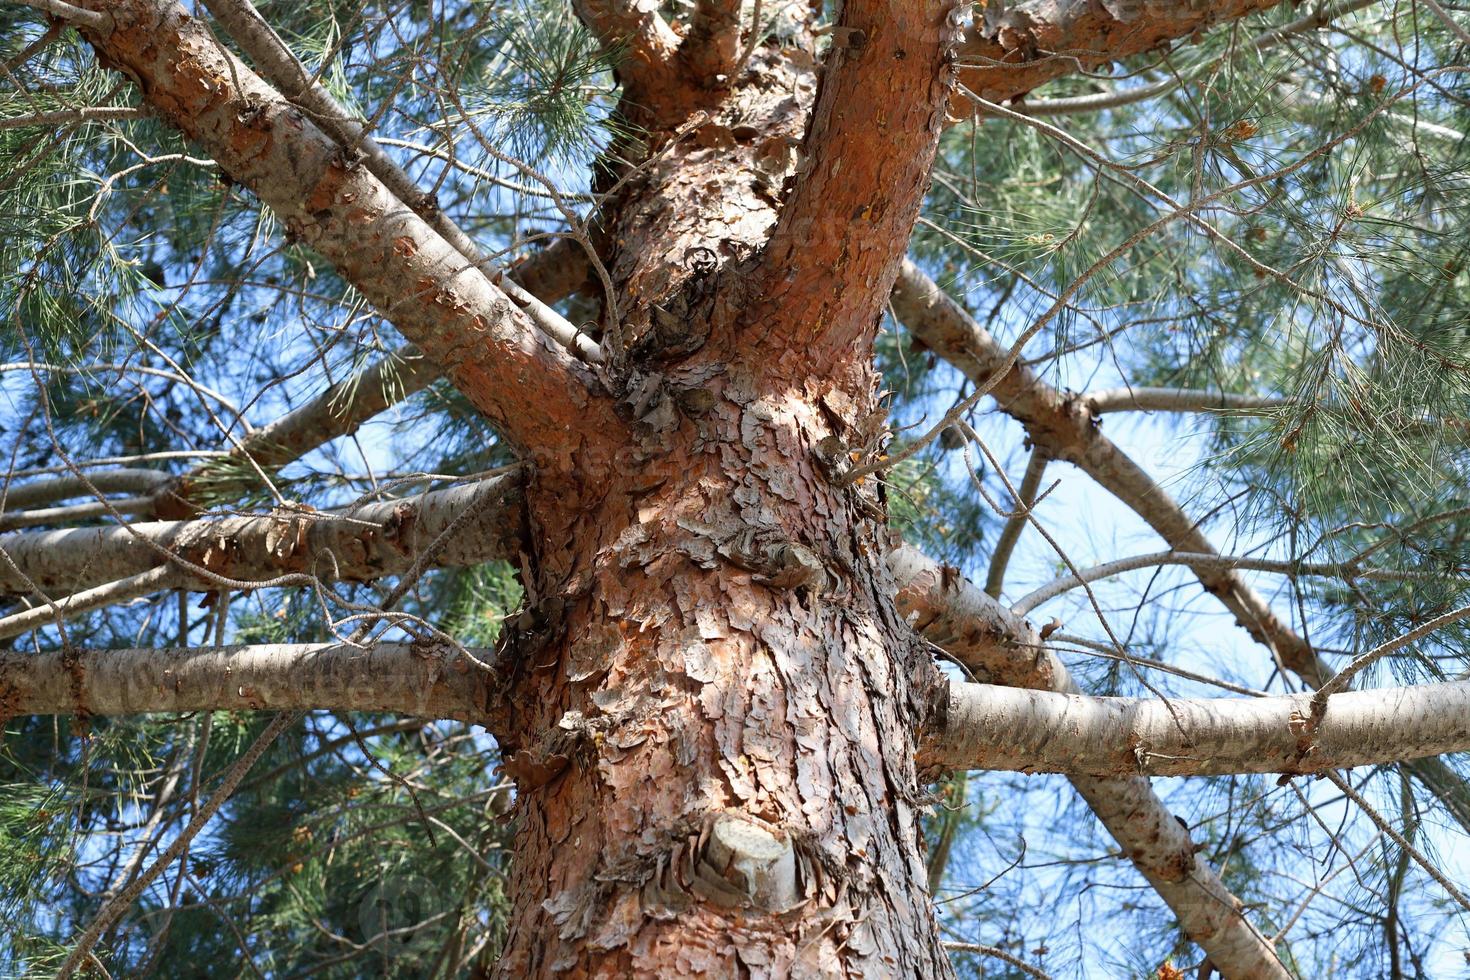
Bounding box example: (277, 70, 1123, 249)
(754, 0, 959, 359)
(889, 545, 1288, 976)
(1011, 0, 1379, 117)
(198, 0, 600, 364)
(891, 260, 1329, 683)
(679, 0, 743, 85)
(957, 0, 1297, 109)
(572, 0, 683, 107)
(928, 678, 1470, 777)
(0, 475, 521, 596)
(0, 642, 486, 727)
(76, 0, 619, 453)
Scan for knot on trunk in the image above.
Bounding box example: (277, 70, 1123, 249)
(690, 813, 801, 912)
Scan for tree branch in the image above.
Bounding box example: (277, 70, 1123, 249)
(753, 0, 960, 360)
(679, 0, 743, 85)
(1, 469, 171, 511)
(0, 473, 522, 597)
(144, 242, 583, 520)
(0, 565, 183, 641)
(1011, 550, 1431, 618)
(888, 545, 1288, 977)
(956, 0, 1300, 111)
(153, 348, 441, 517)
(0, 105, 143, 129)
(0, 642, 488, 721)
(928, 677, 1470, 777)
(890, 259, 1331, 683)
(1083, 387, 1292, 415)
(984, 448, 1047, 598)
(15, 0, 113, 31)
(892, 260, 1470, 841)
(1004, 0, 1379, 117)
(198, 0, 601, 364)
(75, 0, 619, 453)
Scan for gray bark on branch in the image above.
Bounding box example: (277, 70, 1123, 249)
(891, 260, 1331, 684)
(0, 475, 522, 596)
(0, 642, 488, 721)
(890, 545, 1289, 977)
(74, 0, 619, 453)
(929, 677, 1470, 778)
(891, 260, 1470, 836)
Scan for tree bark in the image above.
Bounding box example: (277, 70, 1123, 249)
(488, 395, 953, 976)
(484, 1, 962, 965)
(0, 642, 488, 722)
(957, 0, 1298, 108)
(0, 475, 522, 595)
(929, 677, 1470, 777)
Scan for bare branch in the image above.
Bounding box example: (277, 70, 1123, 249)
(1419, 0, 1470, 48)
(154, 349, 441, 516)
(0, 474, 522, 597)
(145, 242, 585, 520)
(77, 0, 619, 452)
(984, 448, 1047, 598)
(890, 259, 1332, 684)
(1012, 550, 1435, 618)
(1320, 769, 1470, 915)
(0, 565, 182, 641)
(1084, 387, 1292, 415)
(0, 497, 155, 531)
(0, 642, 488, 721)
(940, 943, 1052, 979)
(0, 105, 143, 129)
(889, 546, 1289, 977)
(956, 0, 1301, 111)
(928, 677, 1470, 777)
(14, 0, 112, 31)
(1, 469, 170, 511)
(199, 0, 602, 364)
(55, 711, 296, 979)
(1313, 603, 1470, 704)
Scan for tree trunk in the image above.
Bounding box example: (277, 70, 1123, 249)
(480, 18, 957, 975)
(490, 392, 950, 976)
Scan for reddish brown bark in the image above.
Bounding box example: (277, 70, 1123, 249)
(754, 0, 961, 363)
(490, 374, 951, 976)
(485, 2, 960, 966)
(957, 0, 1294, 108)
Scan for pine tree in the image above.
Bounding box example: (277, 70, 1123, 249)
(2, 0, 1469, 976)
